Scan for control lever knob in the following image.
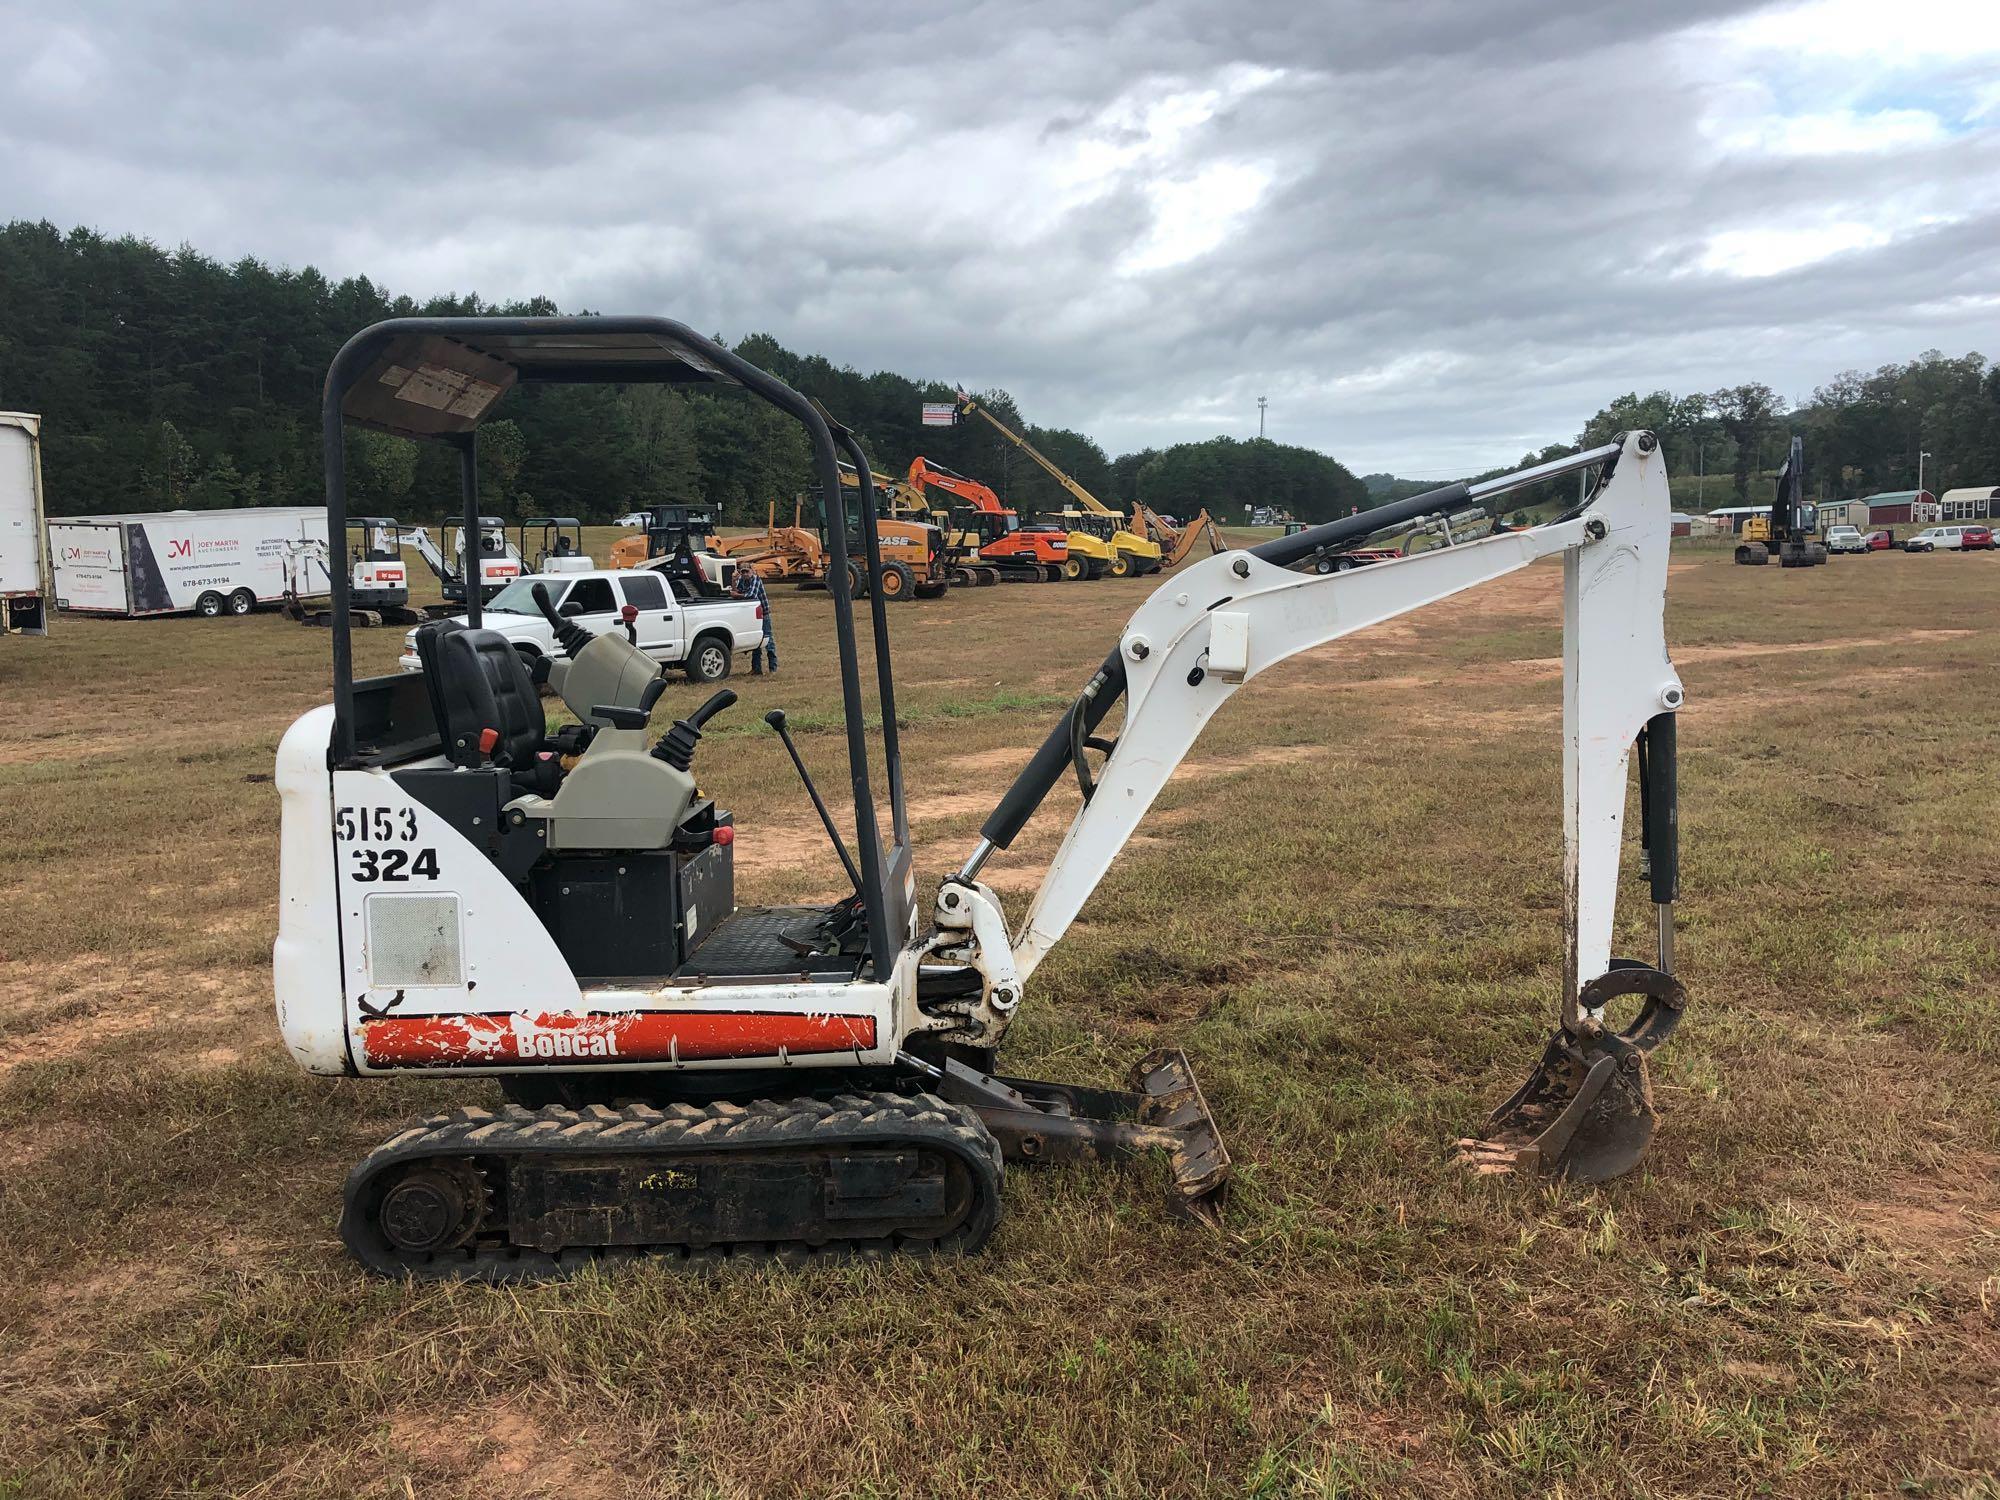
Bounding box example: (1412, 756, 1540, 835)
(532, 583, 593, 660)
(653, 688, 737, 772)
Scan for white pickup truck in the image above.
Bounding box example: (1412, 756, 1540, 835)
(399, 569, 763, 681)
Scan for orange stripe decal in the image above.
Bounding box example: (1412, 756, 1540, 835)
(360, 1011, 878, 1068)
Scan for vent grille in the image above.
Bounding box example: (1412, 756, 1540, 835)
(366, 894, 463, 987)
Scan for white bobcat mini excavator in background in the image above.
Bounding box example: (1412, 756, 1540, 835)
(274, 317, 1688, 1279)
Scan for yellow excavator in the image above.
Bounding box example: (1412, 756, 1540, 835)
(951, 392, 1164, 578)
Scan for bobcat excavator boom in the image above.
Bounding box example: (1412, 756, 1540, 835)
(275, 317, 1686, 1280)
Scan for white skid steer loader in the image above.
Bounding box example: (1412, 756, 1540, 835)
(273, 317, 1687, 1279)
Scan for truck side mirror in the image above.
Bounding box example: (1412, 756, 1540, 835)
(560, 601, 585, 618)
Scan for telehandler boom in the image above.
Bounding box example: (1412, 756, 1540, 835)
(275, 317, 1687, 1279)
(950, 392, 1165, 578)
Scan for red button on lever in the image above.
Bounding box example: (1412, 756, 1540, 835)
(621, 604, 638, 622)
(713, 826, 735, 846)
(478, 727, 499, 754)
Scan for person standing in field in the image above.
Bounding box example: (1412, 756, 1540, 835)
(733, 567, 777, 675)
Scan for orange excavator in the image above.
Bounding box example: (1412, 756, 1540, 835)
(906, 457, 1068, 582)
(1134, 503, 1226, 566)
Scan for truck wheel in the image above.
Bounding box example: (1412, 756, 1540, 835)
(686, 635, 732, 683)
(228, 589, 256, 616)
(879, 561, 916, 600)
(1061, 557, 1087, 581)
(1109, 551, 1135, 578)
(196, 591, 226, 618)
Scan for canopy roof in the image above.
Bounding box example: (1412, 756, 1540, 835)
(334, 318, 738, 442)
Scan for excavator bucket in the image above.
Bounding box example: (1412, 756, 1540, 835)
(1457, 965, 1686, 1184)
(1458, 1030, 1659, 1183)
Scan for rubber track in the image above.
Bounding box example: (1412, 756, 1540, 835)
(340, 1091, 1004, 1282)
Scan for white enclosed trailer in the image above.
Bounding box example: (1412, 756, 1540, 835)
(49, 506, 329, 619)
(1, 412, 51, 636)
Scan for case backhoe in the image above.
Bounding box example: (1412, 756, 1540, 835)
(1136, 503, 1225, 565)
(275, 317, 1688, 1280)
(951, 392, 1165, 578)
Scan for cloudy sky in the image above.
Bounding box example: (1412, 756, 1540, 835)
(7, 0, 1998, 475)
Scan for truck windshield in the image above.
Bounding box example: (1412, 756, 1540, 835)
(483, 578, 554, 615)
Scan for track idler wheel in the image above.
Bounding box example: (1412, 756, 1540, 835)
(1459, 964, 1687, 1184)
(371, 1161, 488, 1253)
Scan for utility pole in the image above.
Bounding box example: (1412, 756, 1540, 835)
(1697, 442, 1705, 507)
(1257, 396, 1267, 440)
(1918, 449, 1932, 497)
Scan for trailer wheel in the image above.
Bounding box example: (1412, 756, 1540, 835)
(1061, 556, 1088, 581)
(1042, 564, 1064, 583)
(196, 591, 226, 619)
(1109, 551, 1136, 579)
(228, 589, 256, 616)
(686, 634, 732, 683)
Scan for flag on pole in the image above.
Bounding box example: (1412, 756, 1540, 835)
(920, 403, 956, 427)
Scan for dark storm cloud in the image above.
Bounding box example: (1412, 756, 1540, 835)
(5, 0, 1996, 475)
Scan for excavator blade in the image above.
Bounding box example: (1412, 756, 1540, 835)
(1458, 1029, 1657, 1184)
(1130, 1047, 1232, 1224)
(933, 1048, 1231, 1226)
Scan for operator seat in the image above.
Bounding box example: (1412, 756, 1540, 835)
(412, 619, 464, 753)
(420, 622, 563, 794)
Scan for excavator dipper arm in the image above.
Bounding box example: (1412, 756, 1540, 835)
(948, 430, 1686, 1182)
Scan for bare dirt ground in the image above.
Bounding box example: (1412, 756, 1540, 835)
(2, 535, 1997, 1497)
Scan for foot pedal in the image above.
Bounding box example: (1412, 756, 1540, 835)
(1459, 965, 1686, 1184)
(1130, 1047, 1231, 1224)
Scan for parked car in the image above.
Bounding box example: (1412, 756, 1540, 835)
(1864, 529, 1896, 551)
(613, 511, 647, 528)
(1961, 524, 1995, 551)
(1905, 526, 1975, 552)
(1825, 524, 1866, 554)
(398, 569, 763, 682)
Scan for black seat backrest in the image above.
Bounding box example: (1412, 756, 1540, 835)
(434, 629, 544, 770)
(412, 619, 465, 754)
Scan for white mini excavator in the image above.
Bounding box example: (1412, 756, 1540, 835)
(274, 317, 1688, 1279)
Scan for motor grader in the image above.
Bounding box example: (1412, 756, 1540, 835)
(275, 316, 1688, 1278)
(710, 492, 949, 601)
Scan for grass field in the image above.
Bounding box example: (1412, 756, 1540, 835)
(2, 532, 1997, 1498)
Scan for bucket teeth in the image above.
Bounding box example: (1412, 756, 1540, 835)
(1459, 1029, 1658, 1184)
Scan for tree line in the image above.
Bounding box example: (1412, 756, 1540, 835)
(0, 222, 1367, 527)
(1575, 360, 2000, 507)
(3, 221, 1992, 529)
